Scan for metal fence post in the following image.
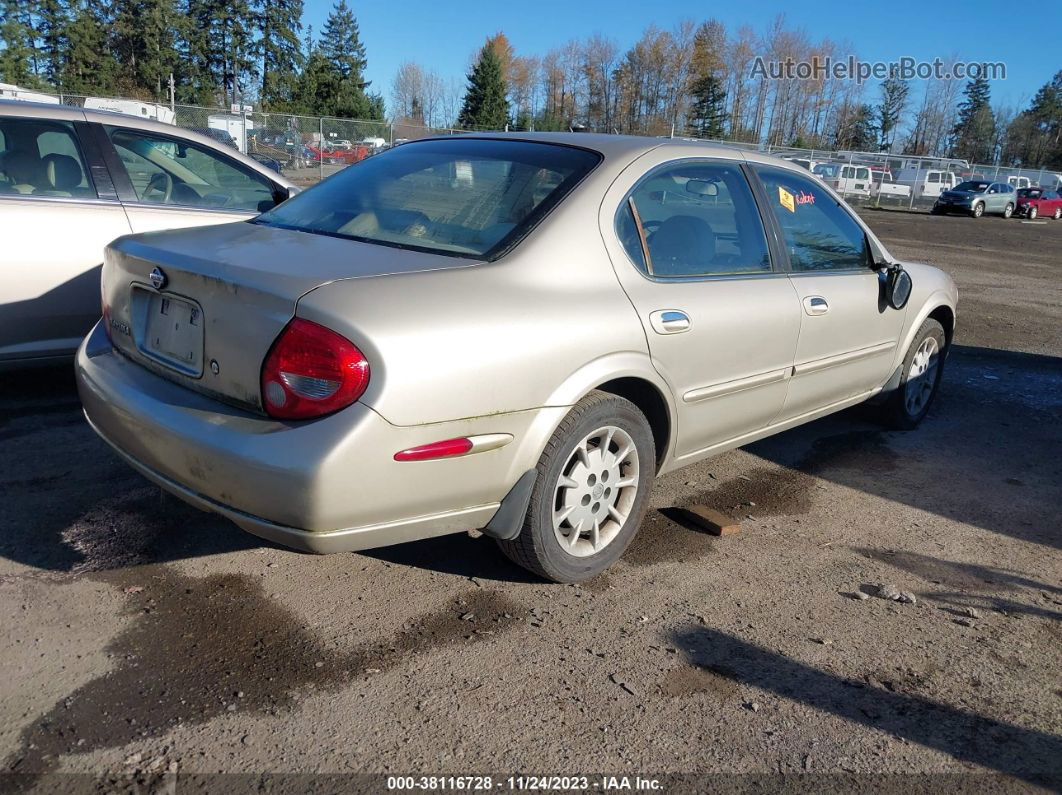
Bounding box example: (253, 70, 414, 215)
(908, 158, 919, 211)
(319, 116, 324, 183)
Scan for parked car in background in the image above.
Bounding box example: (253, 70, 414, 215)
(895, 168, 962, 200)
(190, 126, 238, 149)
(813, 162, 872, 196)
(1015, 187, 1062, 219)
(0, 99, 296, 366)
(77, 133, 956, 582)
(932, 180, 1016, 218)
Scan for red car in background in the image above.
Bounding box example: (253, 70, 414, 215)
(302, 143, 371, 166)
(1015, 188, 1062, 219)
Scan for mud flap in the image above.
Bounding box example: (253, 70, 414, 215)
(480, 470, 537, 541)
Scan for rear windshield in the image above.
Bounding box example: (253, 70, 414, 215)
(255, 138, 601, 259)
(1018, 188, 1042, 198)
(955, 181, 989, 192)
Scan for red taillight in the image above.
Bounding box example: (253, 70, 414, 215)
(394, 438, 474, 462)
(260, 318, 370, 420)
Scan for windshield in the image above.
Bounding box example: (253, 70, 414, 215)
(813, 164, 840, 178)
(1017, 189, 1042, 198)
(255, 138, 601, 259)
(955, 181, 989, 192)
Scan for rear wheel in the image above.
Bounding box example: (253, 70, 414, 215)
(497, 391, 654, 582)
(1028, 205, 1038, 220)
(1003, 203, 1014, 219)
(971, 202, 984, 218)
(878, 319, 946, 430)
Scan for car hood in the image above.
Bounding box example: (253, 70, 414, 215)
(940, 190, 979, 200)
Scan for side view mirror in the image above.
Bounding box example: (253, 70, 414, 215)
(883, 264, 913, 310)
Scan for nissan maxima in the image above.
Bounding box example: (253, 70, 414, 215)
(76, 133, 957, 582)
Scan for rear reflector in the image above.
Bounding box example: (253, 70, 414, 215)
(394, 438, 474, 462)
(261, 318, 370, 420)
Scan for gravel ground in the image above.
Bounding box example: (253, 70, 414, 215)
(0, 209, 1059, 792)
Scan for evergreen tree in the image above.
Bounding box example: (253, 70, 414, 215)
(0, 0, 40, 85)
(951, 76, 995, 163)
(111, 0, 180, 99)
(37, 0, 69, 85)
(59, 0, 116, 94)
(457, 41, 508, 130)
(215, 0, 257, 106)
(254, 0, 302, 108)
(176, 0, 217, 104)
(877, 75, 910, 151)
(833, 104, 877, 151)
(320, 0, 366, 84)
(686, 73, 726, 139)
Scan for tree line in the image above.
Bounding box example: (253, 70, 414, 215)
(0, 0, 383, 118)
(398, 20, 1061, 170)
(2, 5, 1060, 169)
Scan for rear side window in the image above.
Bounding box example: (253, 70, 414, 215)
(256, 139, 601, 260)
(617, 160, 770, 278)
(0, 117, 94, 198)
(754, 165, 869, 272)
(106, 126, 278, 212)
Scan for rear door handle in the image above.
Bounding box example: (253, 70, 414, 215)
(803, 296, 829, 316)
(649, 310, 691, 334)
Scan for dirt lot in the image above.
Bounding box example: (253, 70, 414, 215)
(1, 210, 1060, 792)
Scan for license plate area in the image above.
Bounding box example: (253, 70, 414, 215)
(131, 286, 204, 377)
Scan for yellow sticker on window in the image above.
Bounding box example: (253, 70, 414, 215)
(778, 186, 796, 213)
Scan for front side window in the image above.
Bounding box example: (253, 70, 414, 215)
(617, 160, 771, 278)
(107, 126, 277, 212)
(0, 117, 93, 198)
(256, 139, 600, 259)
(754, 165, 869, 272)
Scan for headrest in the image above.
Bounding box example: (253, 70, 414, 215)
(43, 153, 83, 191)
(2, 150, 45, 186)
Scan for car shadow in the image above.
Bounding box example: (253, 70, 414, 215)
(669, 624, 1062, 786)
(0, 365, 261, 576)
(717, 344, 1062, 552)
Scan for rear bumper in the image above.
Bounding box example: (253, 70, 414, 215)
(76, 321, 557, 552)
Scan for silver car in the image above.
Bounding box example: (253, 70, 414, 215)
(77, 133, 957, 582)
(0, 100, 296, 366)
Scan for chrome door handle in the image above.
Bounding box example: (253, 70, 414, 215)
(803, 296, 829, 316)
(649, 309, 691, 334)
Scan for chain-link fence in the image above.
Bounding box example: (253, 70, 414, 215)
(46, 92, 1062, 207)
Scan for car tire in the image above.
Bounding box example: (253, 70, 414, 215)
(1053, 207, 1061, 220)
(930, 206, 944, 215)
(496, 390, 655, 583)
(1003, 203, 1014, 219)
(971, 202, 984, 218)
(1028, 206, 1038, 220)
(878, 319, 947, 431)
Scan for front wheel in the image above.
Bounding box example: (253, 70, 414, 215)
(1053, 207, 1060, 220)
(971, 202, 984, 218)
(1003, 203, 1014, 219)
(878, 319, 947, 430)
(496, 391, 655, 582)
(1028, 206, 1038, 220)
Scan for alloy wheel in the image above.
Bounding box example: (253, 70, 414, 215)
(905, 336, 940, 417)
(552, 425, 640, 557)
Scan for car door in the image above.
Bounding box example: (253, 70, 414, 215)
(0, 114, 131, 363)
(985, 183, 1004, 213)
(96, 124, 284, 234)
(600, 155, 801, 460)
(751, 164, 909, 422)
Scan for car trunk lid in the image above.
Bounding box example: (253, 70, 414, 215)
(102, 220, 477, 412)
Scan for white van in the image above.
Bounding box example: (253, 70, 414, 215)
(894, 168, 961, 199)
(0, 83, 60, 104)
(1006, 175, 1032, 190)
(812, 162, 872, 197)
(83, 97, 176, 125)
